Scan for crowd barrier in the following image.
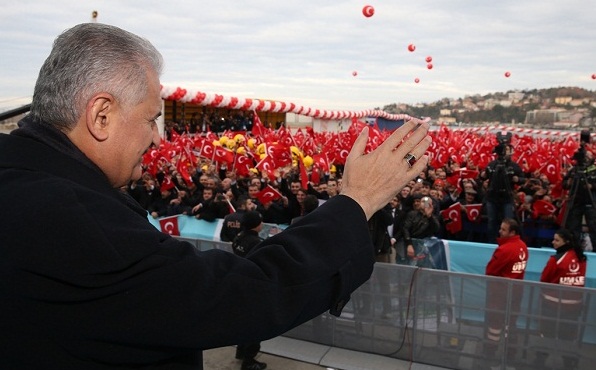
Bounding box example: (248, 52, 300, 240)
(149, 214, 596, 288)
(156, 232, 596, 369)
(286, 264, 596, 370)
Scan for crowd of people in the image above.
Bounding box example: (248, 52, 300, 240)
(134, 120, 596, 252)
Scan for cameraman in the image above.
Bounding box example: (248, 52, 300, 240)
(482, 141, 524, 243)
(563, 146, 596, 247)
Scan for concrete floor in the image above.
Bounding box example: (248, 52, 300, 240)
(203, 345, 327, 370)
(202, 337, 451, 370)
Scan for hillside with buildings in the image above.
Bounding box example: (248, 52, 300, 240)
(383, 86, 596, 129)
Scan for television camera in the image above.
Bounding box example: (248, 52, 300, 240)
(572, 129, 593, 169)
(493, 132, 512, 160)
(487, 132, 515, 198)
(562, 129, 596, 229)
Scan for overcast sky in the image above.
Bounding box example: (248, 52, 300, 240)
(1, 0, 596, 113)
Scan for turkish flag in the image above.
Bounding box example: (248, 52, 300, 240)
(267, 143, 293, 167)
(541, 156, 561, 184)
(252, 112, 267, 137)
(445, 174, 461, 190)
(233, 154, 253, 177)
(158, 216, 180, 236)
(533, 199, 557, 218)
(176, 156, 193, 186)
(255, 185, 282, 205)
(458, 168, 479, 180)
(464, 203, 483, 222)
(198, 141, 215, 159)
(299, 158, 308, 189)
(431, 147, 449, 169)
(255, 155, 277, 179)
(213, 146, 234, 164)
(160, 175, 176, 192)
(276, 125, 295, 147)
(312, 153, 330, 173)
(143, 148, 159, 166)
(440, 202, 462, 234)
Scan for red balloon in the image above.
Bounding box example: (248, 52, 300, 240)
(362, 5, 374, 17)
(427, 63, 433, 70)
(408, 44, 416, 52)
(414, 78, 420, 83)
(592, 74, 596, 80)
(425, 56, 432, 63)
(352, 71, 358, 77)
(504, 71, 511, 78)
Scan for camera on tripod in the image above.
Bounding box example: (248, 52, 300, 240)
(486, 132, 516, 195)
(562, 130, 596, 229)
(572, 130, 592, 169)
(494, 132, 513, 161)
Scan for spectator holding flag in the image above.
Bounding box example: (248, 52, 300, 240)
(398, 196, 441, 265)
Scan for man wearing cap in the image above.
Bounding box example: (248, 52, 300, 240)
(232, 211, 266, 370)
(398, 196, 440, 265)
(220, 195, 256, 242)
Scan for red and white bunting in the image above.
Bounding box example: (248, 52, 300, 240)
(160, 85, 414, 122)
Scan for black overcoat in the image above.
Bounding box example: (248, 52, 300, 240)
(0, 119, 375, 369)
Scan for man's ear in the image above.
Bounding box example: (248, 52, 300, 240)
(85, 93, 114, 142)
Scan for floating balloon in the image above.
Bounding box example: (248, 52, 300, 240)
(408, 44, 416, 52)
(427, 63, 433, 70)
(362, 5, 375, 17)
(592, 74, 596, 80)
(504, 71, 511, 78)
(425, 56, 432, 63)
(414, 78, 420, 83)
(352, 71, 358, 77)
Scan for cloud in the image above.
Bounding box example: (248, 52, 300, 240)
(1, 0, 595, 112)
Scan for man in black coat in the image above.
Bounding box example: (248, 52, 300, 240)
(232, 211, 267, 370)
(398, 196, 441, 266)
(0, 23, 431, 370)
(482, 142, 524, 243)
(220, 195, 254, 242)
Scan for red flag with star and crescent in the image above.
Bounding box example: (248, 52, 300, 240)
(160, 175, 176, 192)
(440, 202, 462, 234)
(233, 153, 253, 177)
(158, 216, 180, 236)
(255, 155, 277, 179)
(464, 203, 483, 222)
(198, 140, 215, 159)
(540, 156, 561, 185)
(213, 145, 234, 165)
(533, 199, 557, 219)
(176, 156, 193, 186)
(255, 185, 282, 205)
